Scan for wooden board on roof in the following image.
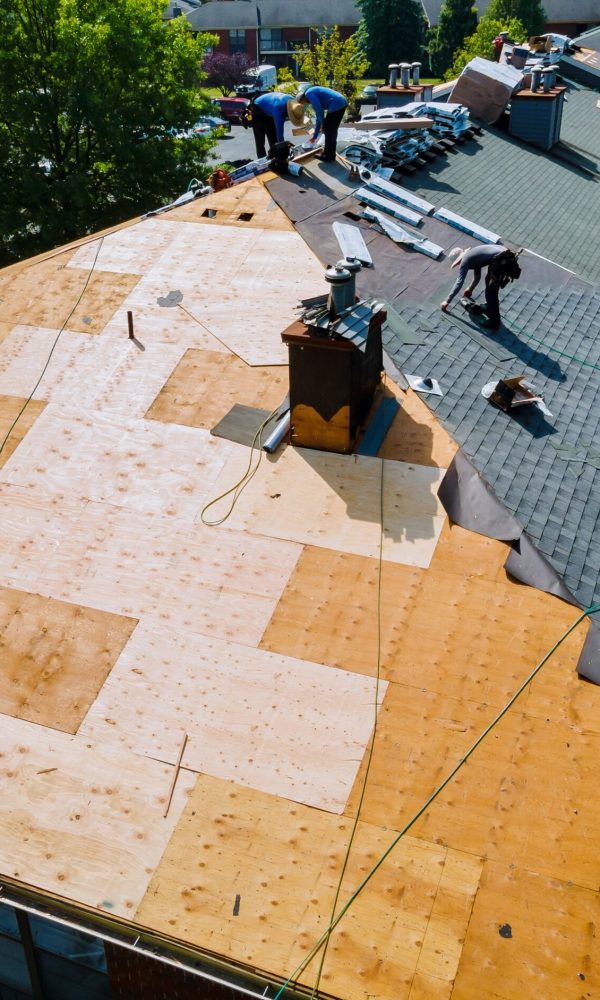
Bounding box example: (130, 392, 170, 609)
(145, 348, 288, 430)
(208, 443, 446, 567)
(0, 325, 185, 418)
(0, 396, 46, 469)
(165, 177, 294, 231)
(0, 586, 136, 733)
(379, 386, 458, 467)
(136, 773, 482, 1000)
(0, 486, 301, 647)
(0, 714, 196, 917)
(0, 405, 232, 521)
(79, 620, 386, 814)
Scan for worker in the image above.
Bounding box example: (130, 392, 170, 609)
(440, 245, 521, 331)
(292, 85, 348, 162)
(249, 91, 294, 159)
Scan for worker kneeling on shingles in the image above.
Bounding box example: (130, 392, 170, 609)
(289, 84, 348, 163)
(441, 245, 522, 331)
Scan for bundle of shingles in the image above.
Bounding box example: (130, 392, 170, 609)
(339, 101, 481, 175)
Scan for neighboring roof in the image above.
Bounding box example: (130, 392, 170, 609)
(561, 26, 600, 82)
(422, 0, 599, 26)
(187, 0, 361, 31)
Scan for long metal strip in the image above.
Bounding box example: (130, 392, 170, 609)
(363, 208, 444, 259)
(353, 188, 422, 227)
(362, 172, 435, 215)
(332, 221, 373, 265)
(433, 207, 501, 244)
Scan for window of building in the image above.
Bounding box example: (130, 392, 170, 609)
(228, 29, 246, 54)
(260, 28, 283, 51)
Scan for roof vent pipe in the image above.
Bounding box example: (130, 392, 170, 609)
(338, 256, 362, 305)
(530, 66, 542, 91)
(541, 66, 553, 92)
(400, 63, 411, 87)
(411, 62, 421, 84)
(325, 263, 353, 318)
(548, 65, 558, 86)
(388, 63, 399, 88)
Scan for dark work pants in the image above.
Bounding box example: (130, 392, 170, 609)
(251, 106, 278, 159)
(322, 105, 347, 160)
(484, 274, 501, 329)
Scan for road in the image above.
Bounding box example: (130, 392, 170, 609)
(210, 119, 297, 167)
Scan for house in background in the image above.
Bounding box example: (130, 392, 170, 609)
(186, 0, 361, 72)
(422, 0, 598, 35)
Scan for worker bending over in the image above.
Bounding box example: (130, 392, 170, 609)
(250, 92, 292, 158)
(441, 244, 521, 331)
(293, 85, 348, 162)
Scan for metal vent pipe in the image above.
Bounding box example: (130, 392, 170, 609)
(388, 63, 399, 88)
(411, 62, 421, 84)
(541, 66, 553, 92)
(530, 66, 542, 91)
(400, 63, 411, 87)
(339, 256, 362, 305)
(325, 263, 353, 317)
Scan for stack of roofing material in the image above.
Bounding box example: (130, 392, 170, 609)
(339, 125, 439, 172)
(362, 101, 475, 140)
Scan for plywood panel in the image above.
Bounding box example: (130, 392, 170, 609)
(210, 444, 446, 567)
(166, 178, 294, 231)
(0, 324, 185, 418)
(0, 396, 46, 469)
(68, 219, 182, 275)
(0, 715, 196, 916)
(379, 386, 458, 468)
(428, 518, 512, 584)
(14, 270, 139, 334)
(452, 863, 600, 1000)
(261, 546, 426, 678)
(0, 486, 301, 647)
(0, 587, 136, 733)
(136, 774, 482, 1000)
(79, 621, 385, 813)
(1, 405, 232, 521)
(112, 221, 324, 366)
(145, 348, 288, 430)
(100, 302, 231, 351)
(0, 254, 76, 325)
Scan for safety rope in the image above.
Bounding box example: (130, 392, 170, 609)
(273, 602, 600, 999)
(0, 236, 105, 459)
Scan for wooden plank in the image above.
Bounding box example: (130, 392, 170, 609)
(353, 117, 435, 131)
(261, 545, 426, 678)
(145, 348, 288, 431)
(79, 620, 386, 814)
(209, 443, 447, 567)
(0, 486, 302, 647)
(452, 862, 600, 1000)
(11, 270, 139, 335)
(165, 177, 294, 231)
(136, 773, 480, 1000)
(0, 586, 136, 734)
(1, 404, 233, 521)
(0, 395, 46, 469)
(0, 325, 186, 418)
(0, 715, 196, 917)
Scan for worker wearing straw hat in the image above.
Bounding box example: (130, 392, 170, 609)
(288, 85, 348, 162)
(249, 91, 307, 159)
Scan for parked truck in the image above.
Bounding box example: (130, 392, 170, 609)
(235, 64, 277, 97)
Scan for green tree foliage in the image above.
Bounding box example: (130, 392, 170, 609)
(428, 0, 478, 77)
(486, 0, 546, 37)
(447, 15, 527, 79)
(356, 0, 427, 77)
(298, 25, 369, 104)
(0, 0, 218, 264)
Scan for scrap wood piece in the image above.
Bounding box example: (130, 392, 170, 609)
(353, 116, 434, 131)
(163, 733, 188, 819)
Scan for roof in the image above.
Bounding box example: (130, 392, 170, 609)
(422, 0, 599, 26)
(2, 55, 600, 1000)
(187, 0, 361, 31)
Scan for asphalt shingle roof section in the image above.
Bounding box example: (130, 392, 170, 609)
(395, 84, 600, 283)
(383, 284, 600, 610)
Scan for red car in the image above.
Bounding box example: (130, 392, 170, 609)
(211, 97, 250, 124)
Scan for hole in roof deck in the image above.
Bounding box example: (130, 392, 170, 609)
(238, 212, 254, 221)
(343, 211, 362, 221)
(202, 208, 218, 218)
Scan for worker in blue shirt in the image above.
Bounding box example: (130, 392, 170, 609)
(250, 92, 292, 158)
(295, 85, 348, 162)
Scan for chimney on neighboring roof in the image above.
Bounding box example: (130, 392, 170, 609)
(172, 3, 182, 15)
(509, 72, 566, 150)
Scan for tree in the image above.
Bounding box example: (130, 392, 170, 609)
(204, 51, 256, 96)
(447, 15, 527, 79)
(356, 0, 427, 77)
(298, 26, 369, 105)
(428, 0, 478, 78)
(486, 0, 546, 37)
(0, 0, 218, 265)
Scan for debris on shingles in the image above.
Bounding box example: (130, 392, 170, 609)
(383, 282, 600, 610)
